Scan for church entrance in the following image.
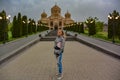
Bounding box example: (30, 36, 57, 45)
(54, 25, 58, 30)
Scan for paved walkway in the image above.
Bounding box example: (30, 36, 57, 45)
(0, 41, 119, 80)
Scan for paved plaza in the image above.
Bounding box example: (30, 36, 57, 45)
(1, 1, 120, 80)
(0, 41, 120, 80)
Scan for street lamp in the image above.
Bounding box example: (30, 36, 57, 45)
(22, 20, 30, 37)
(90, 20, 94, 23)
(86, 19, 94, 24)
(108, 14, 119, 43)
(6, 15, 11, 20)
(32, 23, 35, 25)
(27, 20, 30, 36)
(0, 16, 2, 20)
(85, 17, 95, 36)
(22, 21, 25, 24)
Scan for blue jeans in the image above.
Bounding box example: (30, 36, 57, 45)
(57, 52, 62, 74)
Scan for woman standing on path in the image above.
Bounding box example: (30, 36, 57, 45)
(54, 29, 66, 79)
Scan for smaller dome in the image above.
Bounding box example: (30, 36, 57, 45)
(41, 11, 47, 18)
(65, 11, 71, 18)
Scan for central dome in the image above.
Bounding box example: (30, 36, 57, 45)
(51, 4, 61, 15)
(51, 4, 61, 11)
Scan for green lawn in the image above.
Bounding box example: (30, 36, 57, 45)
(82, 29, 120, 44)
(8, 23, 13, 41)
(8, 31, 12, 40)
(8, 23, 13, 31)
(93, 32, 108, 40)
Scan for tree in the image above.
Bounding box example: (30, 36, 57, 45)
(22, 15, 27, 36)
(0, 11, 3, 41)
(31, 19, 36, 33)
(12, 15, 17, 38)
(0, 10, 8, 42)
(37, 23, 41, 32)
(118, 17, 120, 40)
(17, 12, 22, 37)
(28, 18, 32, 34)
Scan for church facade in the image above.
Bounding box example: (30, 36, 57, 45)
(38, 4, 74, 30)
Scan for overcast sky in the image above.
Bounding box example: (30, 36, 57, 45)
(0, 0, 120, 23)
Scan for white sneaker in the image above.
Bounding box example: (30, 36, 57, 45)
(56, 73, 59, 76)
(57, 74, 63, 80)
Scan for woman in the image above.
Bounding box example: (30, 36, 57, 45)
(54, 29, 66, 79)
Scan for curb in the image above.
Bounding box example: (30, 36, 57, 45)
(0, 31, 49, 65)
(68, 32, 120, 60)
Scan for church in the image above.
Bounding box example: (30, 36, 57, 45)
(38, 4, 74, 30)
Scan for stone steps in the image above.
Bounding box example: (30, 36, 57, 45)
(40, 30, 75, 41)
(40, 36, 75, 41)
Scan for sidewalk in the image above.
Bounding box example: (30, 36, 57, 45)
(0, 30, 50, 64)
(0, 41, 119, 80)
(67, 31, 120, 59)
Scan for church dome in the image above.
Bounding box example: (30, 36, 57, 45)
(41, 11, 47, 18)
(51, 4, 61, 14)
(65, 11, 71, 18)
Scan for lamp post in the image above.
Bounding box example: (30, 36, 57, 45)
(22, 20, 26, 37)
(79, 22, 84, 33)
(86, 19, 94, 24)
(27, 20, 30, 36)
(22, 20, 30, 37)
(0, 16, 2, 42)
(32, 22, 36, 33)
(6, 15, 11, 23)
(85, 18, 94, 36)
(108, 14, 119, 43)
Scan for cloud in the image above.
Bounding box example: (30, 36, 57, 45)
(0, 0, 120, 23)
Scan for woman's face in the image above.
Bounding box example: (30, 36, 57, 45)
(57, 30, 62, 36)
